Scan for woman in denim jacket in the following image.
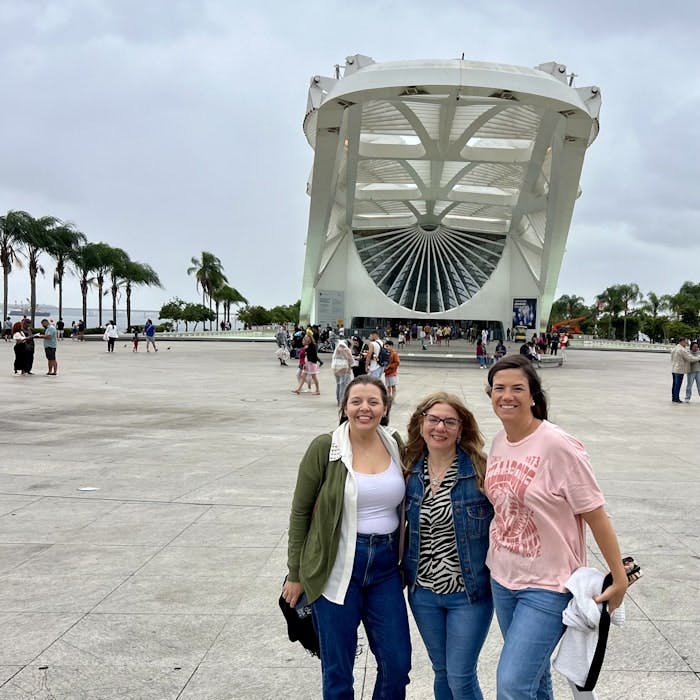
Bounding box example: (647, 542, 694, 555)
(403, 392, 494, 700)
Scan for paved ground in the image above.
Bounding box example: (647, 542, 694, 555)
(0, 339, 698, 699)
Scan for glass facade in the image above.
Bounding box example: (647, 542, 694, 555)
(354, 225, 506, 313)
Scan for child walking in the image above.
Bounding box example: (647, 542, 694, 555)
(132, 327, 139, 352)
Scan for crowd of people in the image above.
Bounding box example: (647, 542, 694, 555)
(280, 324, 402, 404)
(282, 356, 633, 700)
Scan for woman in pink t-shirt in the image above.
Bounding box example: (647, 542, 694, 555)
(484, 355, 627, 700)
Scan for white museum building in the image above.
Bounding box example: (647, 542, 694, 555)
(299, 55, 601, 337)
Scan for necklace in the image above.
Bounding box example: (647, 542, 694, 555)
(427, 454, 456, 488)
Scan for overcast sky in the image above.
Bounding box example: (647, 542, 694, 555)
(1, 0, 698, 313)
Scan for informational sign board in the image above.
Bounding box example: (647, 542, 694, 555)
(512, 298, 537, 329)
(316, 290, 345, 329)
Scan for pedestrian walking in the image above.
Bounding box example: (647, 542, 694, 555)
(144, 319, 158, 352)
(383, 340, 400, 399)
(103, 321, 118, 353)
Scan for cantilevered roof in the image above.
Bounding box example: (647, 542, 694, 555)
(301, 56, 600, 318)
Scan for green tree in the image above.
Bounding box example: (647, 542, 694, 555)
(213, 285, 248, 326)
(549, 294, 587, 324)
(638, 292, 669, 343)
(181, 302, 216, 331)
(596, 286, 624, 339)
(70, 242, 105, 326)
(44, 222, 87, 321)
(87, 242, 124, 327)
(119, 260, 161, 330)
(269, 301, 301, 324)
(237, 304, 272, 327)
(159, 297, 186, 328)
(105, 248, 132, 327)
(675, 282, 700, 327)
(187, 252, 228, 330)
(617, 283, 641, 341)
(0, 210, 29, 321)
(17, 214, 62, 326)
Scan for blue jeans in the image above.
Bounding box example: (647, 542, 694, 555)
(491, 579, 571, 700)
(477, 356, 486, 367)
(408, 585, 492, 700)
(312, 532, 411, 700)
(335, 372, 352, 404)
(369, 366, 384, 380)
(672, 372, 684, 401)
(685, 370, 700, 400)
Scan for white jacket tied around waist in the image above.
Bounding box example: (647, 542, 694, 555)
(553, 567, 625, 693)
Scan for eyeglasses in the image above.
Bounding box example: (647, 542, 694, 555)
(422, 413, 462, 430)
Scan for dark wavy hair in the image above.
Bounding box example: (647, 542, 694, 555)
(339, 374, 391, 426)
(404, 392, 486, 487)
(486, 355, 548, 421)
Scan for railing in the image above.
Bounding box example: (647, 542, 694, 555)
(161, 329, 272, 339)
(569, 338, 672, 352)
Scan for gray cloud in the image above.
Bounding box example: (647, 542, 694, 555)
(1, 0, 696, 312)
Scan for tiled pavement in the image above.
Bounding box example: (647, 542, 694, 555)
(0, 339, 697, 699)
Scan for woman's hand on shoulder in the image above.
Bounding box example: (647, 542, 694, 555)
(281, 580, 305, 608)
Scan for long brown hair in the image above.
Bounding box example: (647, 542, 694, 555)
(404, 392, 487, 488)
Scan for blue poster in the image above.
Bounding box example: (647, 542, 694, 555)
(512, 298, 537, 330)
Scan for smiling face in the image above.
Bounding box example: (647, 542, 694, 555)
(490, 367, 534, 429)
(344, 383, 387, 433)
(420, 402, 461, 454)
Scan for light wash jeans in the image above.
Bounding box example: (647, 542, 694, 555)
(368, 366, 384, 380)
(408, 585, 492, 700)
(312, 532, 411, 700)
(491, 579, 571, 700)
(685, 370, 700, 401)
(335, 372, 353, 404)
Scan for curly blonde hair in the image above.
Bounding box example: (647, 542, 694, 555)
(404, 392, 487, 488)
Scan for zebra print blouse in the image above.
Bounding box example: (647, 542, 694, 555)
(415, 455, 465, 594)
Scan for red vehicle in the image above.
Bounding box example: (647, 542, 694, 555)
(551, 316, 587, 335)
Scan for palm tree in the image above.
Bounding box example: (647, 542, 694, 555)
(16, 214, 61, 326)
(550, 294, 587, 324)
(0, 210, 29, 320)
(44, 222, 87, 321)
(617, 283, 641, 341)
(639, 291, 669, 343)
(187, 252, 228, 330)
(71, 243, 105, 326)
(105, 248, 131, 326)
(213, 285, 248, 326)
(87, 242, 123, 327)
(596, 286, 624, 339)
(121, 260, 162, 329)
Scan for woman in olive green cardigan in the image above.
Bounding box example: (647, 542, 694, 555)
(282, 375, 411, 699)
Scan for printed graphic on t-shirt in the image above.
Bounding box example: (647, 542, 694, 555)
(486, 455, 541, 559)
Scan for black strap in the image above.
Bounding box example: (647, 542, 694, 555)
(576, 572, 613, 692)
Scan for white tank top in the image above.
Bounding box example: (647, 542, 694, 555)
(354, 458, 405, 534)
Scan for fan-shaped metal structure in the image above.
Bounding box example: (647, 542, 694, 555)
(355, 225, 506, 313)
(299, 56, 601, 331)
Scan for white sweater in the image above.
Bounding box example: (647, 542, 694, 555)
(553, 567, 625, 689)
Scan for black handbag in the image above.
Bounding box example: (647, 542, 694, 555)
(278, 581, 320, 657)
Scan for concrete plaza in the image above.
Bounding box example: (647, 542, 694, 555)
(0, 339, 698, 699)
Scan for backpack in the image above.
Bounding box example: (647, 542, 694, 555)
(377, 343, 391, 368)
